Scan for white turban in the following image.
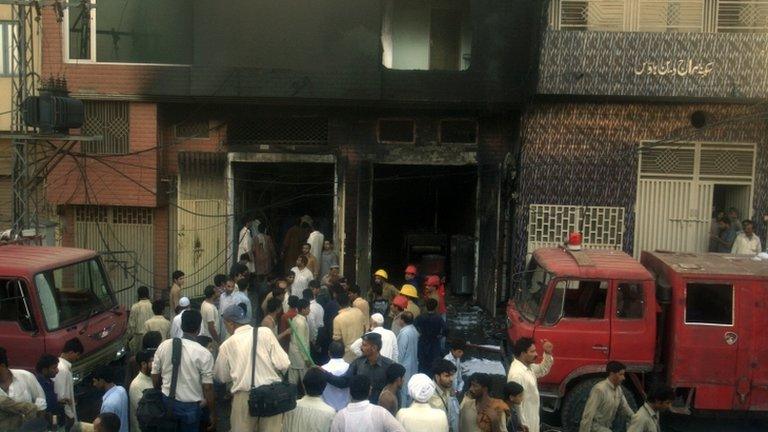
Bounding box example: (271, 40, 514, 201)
(370, 313, 384, 326)
(407, 373, 435, 403)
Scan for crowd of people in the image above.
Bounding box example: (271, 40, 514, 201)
(0, 212, 678, 432)
(709, 208, 764, 254)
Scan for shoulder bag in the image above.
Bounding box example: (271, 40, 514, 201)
(248, 326, 297, 417)
(137, 338, 182, 432)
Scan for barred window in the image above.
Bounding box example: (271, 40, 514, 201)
(75, 206, 152, 224)
(228, 117, 328, 145)
(112, 207, 153, 225)
(549, 0, 768, 33)
(75, 206, 108, 223)
(81, 101, 130, 155)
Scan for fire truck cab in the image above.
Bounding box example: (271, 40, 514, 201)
(0, 245, 127, 387)
(506, 244, 768, 431)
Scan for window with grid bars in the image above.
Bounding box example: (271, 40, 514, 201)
(112, 207, 153, 224)
(75, 206, 153, 224)
(227, 117, 328, 145)
(75, 206, 108, 223)
(549, 0, 768, 33)
(81, 101, 130, 155)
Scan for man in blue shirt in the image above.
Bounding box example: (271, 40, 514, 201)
(34, 354, 63, 425)
(92, 366, 128, 432)
(711, 217, 737, 253)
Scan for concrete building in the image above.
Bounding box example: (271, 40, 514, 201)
(513, 0, 768, 289)
(41, 0, 547, 310)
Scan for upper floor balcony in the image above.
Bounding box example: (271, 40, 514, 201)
(548, 0, 768, 33)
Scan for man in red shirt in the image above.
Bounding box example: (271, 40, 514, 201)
(279, 295, 300, 351)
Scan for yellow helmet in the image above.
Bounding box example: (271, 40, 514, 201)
(374, 269, 389, 279)
(400, 284, 418, 298)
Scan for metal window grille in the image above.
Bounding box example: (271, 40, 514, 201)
(550, 0, 767, 33)
(639, 142, 755, 181)
(112, 207, 153, 225)
(81, 101, 130, 155)
(75, 206, 108, 223)
(175, 119, 209, 139)
(440, 119, 478, 144)
(527, 204, 625, 254)
(0, 22, 15, 77)
(637, 0, 706, 31)
(377, 119, 415, 144)
(717, 0, 768, 32)
(228, 117, 328, 145)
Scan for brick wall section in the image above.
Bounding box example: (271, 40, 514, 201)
(47, 102, 158, 207)
(160, 124, 226, 177)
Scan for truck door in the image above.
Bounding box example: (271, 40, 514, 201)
(534, 279, 610, 384)
(678, 280, 741, 410)
(0, 278, 45, 369)
(609, 280, 655, 366)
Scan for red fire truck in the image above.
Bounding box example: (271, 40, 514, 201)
(506, 238, 767, 430)
(0, 245, 127, 385)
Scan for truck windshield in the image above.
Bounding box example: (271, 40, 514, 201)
(34, 258, 115, 331)
(517, 258, 552, 322)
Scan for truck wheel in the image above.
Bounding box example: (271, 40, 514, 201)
(560, 378, 639, 432)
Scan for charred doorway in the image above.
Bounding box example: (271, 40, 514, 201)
(371, 164, 477, 291)
(232, 162, 336, 275)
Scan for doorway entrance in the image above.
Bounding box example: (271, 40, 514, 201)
(634, 142, 755, 256)
(371, 164, 477, 288)
(232, 162, 336, 275)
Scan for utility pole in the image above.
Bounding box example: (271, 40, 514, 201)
(10, 0, 38, 236)
(5, 1, 87, 238)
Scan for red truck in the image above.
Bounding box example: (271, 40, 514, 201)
(0, 245, 127, 386)
(506, 239, 767, 430)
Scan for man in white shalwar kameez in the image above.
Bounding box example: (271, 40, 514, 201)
(506, 337, 554, 432)
(237, 217, 255, 273)
(330, 375, 404, 432)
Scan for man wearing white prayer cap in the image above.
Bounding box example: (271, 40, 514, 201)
(170, 297, 200, 339)
(396, 374, 449, 432)
(349, 313, 399, 362)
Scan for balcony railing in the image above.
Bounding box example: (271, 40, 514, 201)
(549, 0, 768, 33)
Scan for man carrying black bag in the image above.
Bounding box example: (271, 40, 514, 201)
(151, 309, 216, 431)
(215, 304, 291, 431)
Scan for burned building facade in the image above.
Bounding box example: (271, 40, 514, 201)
(43, 0, 547, 310)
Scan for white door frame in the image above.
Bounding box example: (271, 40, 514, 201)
(226, 152, 340, 273)
(634, 141, 756, 256)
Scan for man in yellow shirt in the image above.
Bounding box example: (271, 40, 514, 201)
(127, 286, 154, 354)
(332, 291, 367, 362)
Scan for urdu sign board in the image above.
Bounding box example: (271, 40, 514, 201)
(537, 30, 768, 99)
(633, 60, 715, 78)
